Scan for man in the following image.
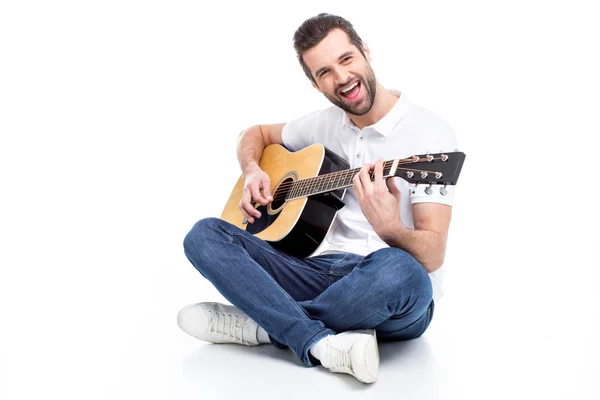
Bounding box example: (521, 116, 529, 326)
(179, 13, 458, 384)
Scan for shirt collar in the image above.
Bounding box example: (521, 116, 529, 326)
(342, 90, 409, 136)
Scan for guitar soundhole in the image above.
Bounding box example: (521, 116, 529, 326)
(270, 177, 294, 213)
(246, 176, 294, 235)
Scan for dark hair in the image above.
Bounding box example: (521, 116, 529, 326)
(293, 13, 366, 83)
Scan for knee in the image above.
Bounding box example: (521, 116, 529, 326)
(368, 248, 432, 298)
(183, 217, 225, 259)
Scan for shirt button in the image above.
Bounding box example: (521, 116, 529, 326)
(356, 153, 361, 158)
(359, 136, 364, 140)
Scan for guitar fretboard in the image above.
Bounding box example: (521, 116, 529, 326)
(286, 161, 395, 199)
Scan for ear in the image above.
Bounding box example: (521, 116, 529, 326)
(311, 80, 322, 93)
(363, 42, 372, 62)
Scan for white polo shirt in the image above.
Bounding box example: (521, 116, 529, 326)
(281, 91, 458, 302)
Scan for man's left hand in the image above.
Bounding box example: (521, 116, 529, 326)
(353, 158, 404, 238)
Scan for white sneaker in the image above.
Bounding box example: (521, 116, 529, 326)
(177, 302, 260, 346)
(319, 329, 379, 383)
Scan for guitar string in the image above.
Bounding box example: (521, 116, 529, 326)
(260, 158, 447, 204)
(268, 161, 394, 203)
(259, 159, 447, 204)
(270, 167, 435, 203)
(266, 156, 441, 194)
(266, 156, 444, 196)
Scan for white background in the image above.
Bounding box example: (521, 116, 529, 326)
(1, 0, 599, 399)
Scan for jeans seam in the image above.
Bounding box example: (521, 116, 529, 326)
(346, 309, 389, 331)
(381, 300, 434, 336)
(229, 232, 321, 320)
(302, 328, 334, 367)
(328, 253, 352, 275)
(329, 253, 364, 276)
(232, 232, 333, 276)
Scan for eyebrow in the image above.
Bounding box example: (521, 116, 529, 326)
(314, 51, 355, 78)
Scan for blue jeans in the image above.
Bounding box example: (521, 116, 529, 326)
(183, 217, 434, 367)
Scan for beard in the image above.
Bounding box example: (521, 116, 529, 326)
(323, 66, 377, 116)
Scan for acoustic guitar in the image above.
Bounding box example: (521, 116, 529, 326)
(221, 144, 465, 258)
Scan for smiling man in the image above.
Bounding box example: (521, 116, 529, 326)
(179, 13, 458, 384)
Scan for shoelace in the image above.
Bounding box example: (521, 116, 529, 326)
(324, 341, 353, 374)
(207, 310, 248, 345)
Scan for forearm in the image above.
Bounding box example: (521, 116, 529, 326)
(379, 221, 447, 273)
(237, 125, 265, 175)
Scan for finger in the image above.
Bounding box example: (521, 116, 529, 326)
(242, 189, 261, 219)
(353, 172, 363, 199)
(243, 198, 261, 217)
(363, 162, 375, 172)
(386, 176, 401, 198)
(374, 158, 386, 190)
(239, 203, 254, 223)
(249, 182, 269, 206)
(261, 178, 273, 202)
(359, 164, 370, 182)
(246, 200, 261, 218)
(359, 164, 374, 192)
(238, 200, 255, 223)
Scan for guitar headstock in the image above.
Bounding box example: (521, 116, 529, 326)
(392, 151, 466, 185)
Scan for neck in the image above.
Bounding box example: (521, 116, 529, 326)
(347, 84, 399, 130)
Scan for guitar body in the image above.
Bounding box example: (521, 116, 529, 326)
(220, 144, 349, 258)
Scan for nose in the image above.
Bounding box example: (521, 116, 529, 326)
(332, 66, 351, 87)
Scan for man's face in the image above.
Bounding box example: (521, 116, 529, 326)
(302, 29, 377, 116)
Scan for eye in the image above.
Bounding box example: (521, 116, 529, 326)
(342, 56, 352, 63)
(319, 70, 329, 78)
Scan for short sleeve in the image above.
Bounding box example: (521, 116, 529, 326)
(409, 114, 459, 206)
(410, 182, 455, 206)
(281, 109, 323, 152)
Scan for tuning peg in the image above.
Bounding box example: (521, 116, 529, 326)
(440, 184, 448, 196)
(425, 184, 433, 195)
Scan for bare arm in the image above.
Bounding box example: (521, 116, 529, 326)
(236, 123, 285, 223)
(237, 124, 285, 175)
(379, 202, 452, 273)
(353, 159, 452, 273)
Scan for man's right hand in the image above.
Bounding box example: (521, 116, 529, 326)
(239, 164, 273, 224)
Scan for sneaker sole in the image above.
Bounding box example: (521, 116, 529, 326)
(352, 329, 379, 383)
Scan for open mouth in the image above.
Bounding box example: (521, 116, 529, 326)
(339, 80, 361, 100)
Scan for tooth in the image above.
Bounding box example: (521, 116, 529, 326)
(342, 82, 358, 93)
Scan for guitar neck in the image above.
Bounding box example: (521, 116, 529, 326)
(285, 161, 396, 200)
(284, 151, 465, 200)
